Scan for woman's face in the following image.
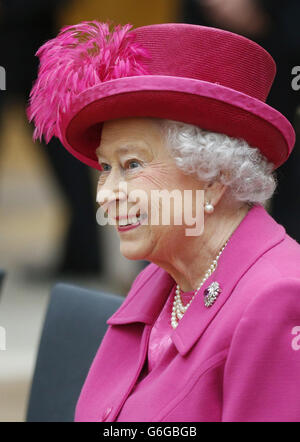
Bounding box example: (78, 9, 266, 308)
(96, 117, 205, 263)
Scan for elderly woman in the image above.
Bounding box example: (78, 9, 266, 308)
(28, 21, 300, 422)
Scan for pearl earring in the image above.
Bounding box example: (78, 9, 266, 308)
(204, 201, 214, 214)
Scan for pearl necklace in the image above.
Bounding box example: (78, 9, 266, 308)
(171, 239, 229, 329)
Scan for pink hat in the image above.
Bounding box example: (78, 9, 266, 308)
(27, 21, 295, 171)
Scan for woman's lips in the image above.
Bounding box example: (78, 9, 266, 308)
(117, 221, 141, 232)
(116, 213, 147, 232)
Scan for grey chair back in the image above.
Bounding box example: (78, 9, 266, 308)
(26, 282, 123, 422)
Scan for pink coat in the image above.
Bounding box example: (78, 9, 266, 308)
(75, 204, 300, 422)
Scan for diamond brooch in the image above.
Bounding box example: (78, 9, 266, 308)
(203, 281, 221, 307)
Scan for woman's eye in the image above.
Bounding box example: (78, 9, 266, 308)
(100, 163, 111, 172)
(126, 160, 140, 169)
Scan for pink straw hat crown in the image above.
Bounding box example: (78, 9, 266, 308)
(27, 20, 295, 170)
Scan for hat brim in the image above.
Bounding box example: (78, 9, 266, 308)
(60, 75, 295, 171)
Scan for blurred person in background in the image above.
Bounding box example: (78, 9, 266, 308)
(27, 20, 300, 421)
(180, 0, 300, 243)
(0, 0, 101, 277)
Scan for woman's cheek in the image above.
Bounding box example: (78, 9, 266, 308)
(97, 172, 109, 187)
(138, 167, 176, 189)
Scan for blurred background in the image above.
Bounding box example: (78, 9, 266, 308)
(0, 0, 299, 421)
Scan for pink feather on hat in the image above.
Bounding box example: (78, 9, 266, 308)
(27, 20, 151, 145)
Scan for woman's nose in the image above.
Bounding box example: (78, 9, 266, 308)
(96, 171, 127, 208)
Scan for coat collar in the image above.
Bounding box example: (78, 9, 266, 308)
(107, 203, 286, 356)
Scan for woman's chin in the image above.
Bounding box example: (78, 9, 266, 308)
(120, 242, 149, 261)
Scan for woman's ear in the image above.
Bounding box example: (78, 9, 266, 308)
(206, 181, 228, 208)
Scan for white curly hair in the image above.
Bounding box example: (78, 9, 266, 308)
(152, 118, 277, 209)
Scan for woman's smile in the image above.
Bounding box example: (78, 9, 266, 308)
(117, 221, 141, 232)
(116, 212, 148, 232)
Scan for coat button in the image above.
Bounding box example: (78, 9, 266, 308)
(101, 407, 112, 421)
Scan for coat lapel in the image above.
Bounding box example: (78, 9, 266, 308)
(107, 204, 286, 357)
(172, 203, 286, 355)
(107, 262, 174, 326)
